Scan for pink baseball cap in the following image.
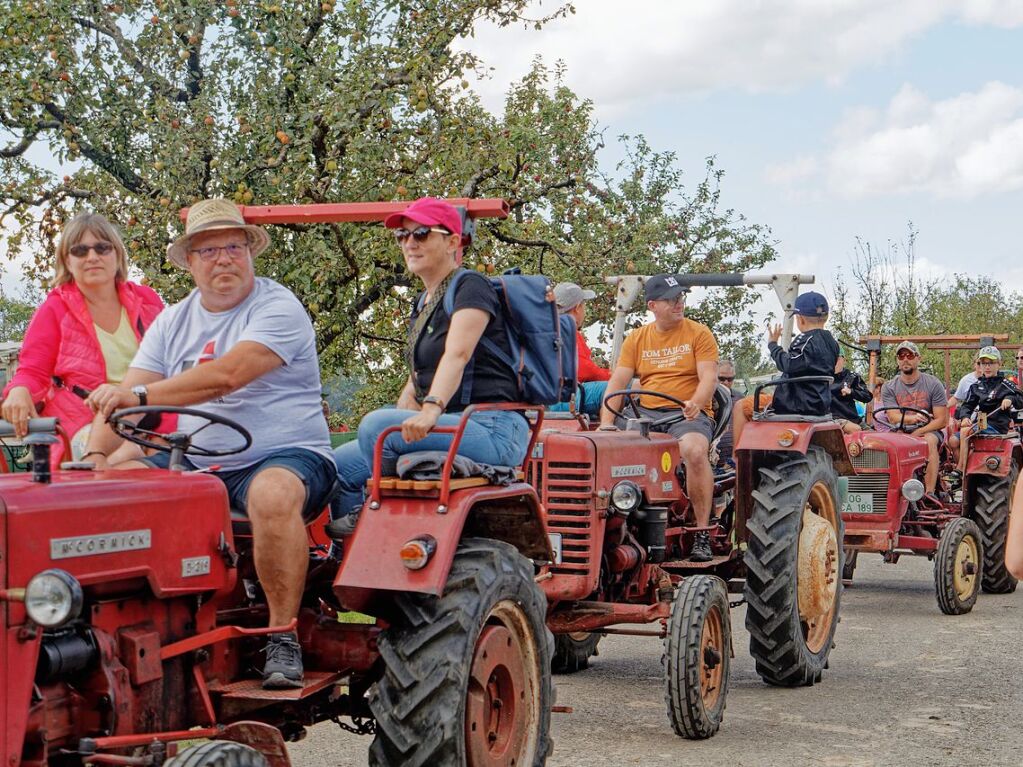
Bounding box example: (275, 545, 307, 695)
(384, 197, 462, 236)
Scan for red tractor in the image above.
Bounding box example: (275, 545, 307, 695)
(841, 403, 1022, 614)
(525, 273, 851, 739)
(0, 200, 556, 767)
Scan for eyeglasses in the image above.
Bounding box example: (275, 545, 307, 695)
(979, 359, 999, 365)
(69, 242, 114, 258)
(718, 376, 735, 383)
(896, 352, 917, 360)
(1015, 355, 1023, 360)
(190, 243, 248, 262)
(658, 295, 685, 307)
(394, 226, 451, 243)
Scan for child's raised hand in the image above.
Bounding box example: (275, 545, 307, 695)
(768, 323, 782, 343)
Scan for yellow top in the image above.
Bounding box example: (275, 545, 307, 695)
(94, 309, 139, 384)
(618, 318, 719, 414)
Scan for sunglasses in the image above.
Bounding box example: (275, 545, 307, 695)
(394, 226, 451, 243)
(718, 376, 735, 383)
(896, 352, 917, 360)
(190, 243, 248, 262)
(69, 242, 114, 258)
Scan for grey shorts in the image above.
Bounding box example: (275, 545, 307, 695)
(626, 404, 716, 442)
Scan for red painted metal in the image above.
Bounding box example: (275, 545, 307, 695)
(221, 721, 291, 767)
(89, 726, 222, 749)
(893, 535, 939, 553)
(465, 625, 528, 767)
(180, 198, 510, 224)
(547, 601, 671, 634)
(160, 620, 298, 661)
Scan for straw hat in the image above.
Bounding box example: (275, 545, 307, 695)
(166, 198, 270, 268)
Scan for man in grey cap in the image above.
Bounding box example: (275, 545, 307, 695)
(83, 198, 335, 689)
(880, 340, 948, 495)
(599, 274, 720, 561)
(554, 282, 610, 385)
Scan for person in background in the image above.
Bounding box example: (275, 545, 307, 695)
(955, 346, 1023, 437)
(1006, 478, 1023, 580)
(1, 212, 165, 468)
(1009, 349, 1023, 386)
(551, 281, 610, 416)
(600, 275, 719, 562)
(947, 356, 981, 461)
(880, 341, 948, 495)
(830, 354, 871, 432)
(714, 359, 743, 465)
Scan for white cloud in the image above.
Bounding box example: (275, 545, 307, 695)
(459, 1, 1021, 116)
(770, 81, 1023, 199)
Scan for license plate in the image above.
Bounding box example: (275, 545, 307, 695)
(548, 533, 563, 564)
(843, 492, 874, 515)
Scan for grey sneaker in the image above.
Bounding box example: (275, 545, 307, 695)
(262, 632, 303, 689)
(324, 512, 360, 539)
(688, 531, 714, 563)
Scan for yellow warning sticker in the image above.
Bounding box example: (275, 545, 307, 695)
(661, 452, 672, 473)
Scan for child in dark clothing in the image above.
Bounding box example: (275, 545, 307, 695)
(831, 354, 872, 432)
(956, 346, 1023, 435)
(767, 291, 840, 416)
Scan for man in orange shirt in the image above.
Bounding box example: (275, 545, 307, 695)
(599, 274, 719, 561)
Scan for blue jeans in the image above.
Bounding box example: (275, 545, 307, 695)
(333, 409, 530, 518)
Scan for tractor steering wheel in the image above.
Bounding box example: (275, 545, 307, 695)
(602, 389, 690, 429)
(108, 405, 252, 458)
(873, 405, 933, 434)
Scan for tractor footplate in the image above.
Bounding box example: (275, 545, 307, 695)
(661, 554, 732, 570)
(208, 671, 342, 701)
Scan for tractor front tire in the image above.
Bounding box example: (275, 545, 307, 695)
(164, 742, 268, 767)
(552, 632, 601, 673)
(664, 574, 731, 739)
(971, 464, 1018, 594)
(744, 446, 844, 687)
(934, 517, 983, 615)
(369, 538, 553, 767)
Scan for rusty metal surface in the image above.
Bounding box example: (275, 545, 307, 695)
(208, 671, 341, 701)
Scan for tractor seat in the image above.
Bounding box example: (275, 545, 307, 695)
(370, 450, 524, 496)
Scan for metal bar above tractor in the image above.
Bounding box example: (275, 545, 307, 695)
(605, 273, 816, 366)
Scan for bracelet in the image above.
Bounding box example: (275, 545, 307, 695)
(81, 450, 108, 460)
(422, 395, 446, 410)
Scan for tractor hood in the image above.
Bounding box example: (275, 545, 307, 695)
(0, 469, 234, 618)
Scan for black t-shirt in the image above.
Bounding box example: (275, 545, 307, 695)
(411, 271, 520, 412)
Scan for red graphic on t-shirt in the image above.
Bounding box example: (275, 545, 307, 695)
(197, 341, 216, 364)
(894, 391, 932, 411)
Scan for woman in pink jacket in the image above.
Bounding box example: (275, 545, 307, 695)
(1, 212, 165, 468)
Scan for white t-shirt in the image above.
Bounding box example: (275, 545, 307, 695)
(953, 372, 978, 401)
(131, 278, 331, 469)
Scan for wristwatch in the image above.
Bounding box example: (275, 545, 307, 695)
(422, 395, 445, 411)
(131, 385, 148, 406)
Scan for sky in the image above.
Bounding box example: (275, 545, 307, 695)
(459, 0, 1023, 316)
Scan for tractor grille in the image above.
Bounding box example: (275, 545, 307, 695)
(541, 461, 594, 571)
(851, 448, 889, 469)
(845, 474, 889, 514)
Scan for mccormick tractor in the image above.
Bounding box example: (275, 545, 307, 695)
(0, 200, 556, 767)
(840, 339, 1022, 614)
(522, 273, 852, 738)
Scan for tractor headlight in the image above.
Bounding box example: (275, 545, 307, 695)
(610, 481, 642, 515)
(901, 479, 925, 503)
(25, 569, 83, 628)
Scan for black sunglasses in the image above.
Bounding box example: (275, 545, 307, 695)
(393, 225, 451, 243)
(69, 242, 114, 258)
(718, 376, 735, 382)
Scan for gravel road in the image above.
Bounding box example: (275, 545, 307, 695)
(291, 553, 1023, 766)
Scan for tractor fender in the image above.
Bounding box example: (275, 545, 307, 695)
(964, 439, 1022, 479)
(736, 421, 854, 475)
(334, 482, 550, 603)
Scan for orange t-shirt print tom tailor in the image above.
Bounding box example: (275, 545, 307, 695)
(618, 318, 719, 415)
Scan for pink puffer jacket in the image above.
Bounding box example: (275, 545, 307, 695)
(3, 281, 165, 468)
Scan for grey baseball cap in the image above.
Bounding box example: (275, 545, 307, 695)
(895, 340, 920, 356)
(553, 282, 597, 311)
(978, 345, 1002, 361)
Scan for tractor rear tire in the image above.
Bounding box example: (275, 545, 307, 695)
(552, 632, 601, 673)
(934, 517, 983, 615)
(664, 574, 730, 739)
(744, 446, 844, 687)
(368, 538, 553, 767)
(163, 742, 268, 767)
(971, 464, 1018, 594)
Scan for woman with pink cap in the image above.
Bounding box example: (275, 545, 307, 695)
(330, 198, 530, 533)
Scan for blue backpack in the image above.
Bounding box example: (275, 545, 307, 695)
(442, 269, 577, 406)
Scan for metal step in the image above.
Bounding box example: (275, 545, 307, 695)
(207, 671, 341, 701)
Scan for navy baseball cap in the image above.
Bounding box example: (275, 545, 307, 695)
(645, 274, 689, 302)
(793, 291, 829, 317)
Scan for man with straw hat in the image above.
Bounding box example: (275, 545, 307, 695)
(84, 198, 335, 689)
